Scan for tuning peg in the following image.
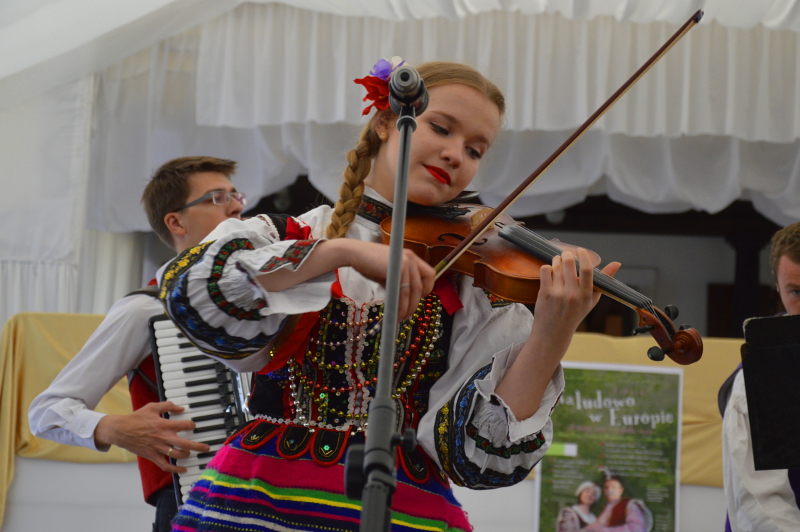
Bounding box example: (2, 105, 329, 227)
(632, 325, 655, 335)
(664, 305, 679, 320)
(679, 324, 692, 331)
(647, 346, 669, 362)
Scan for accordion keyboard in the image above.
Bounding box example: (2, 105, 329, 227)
(148, 315, 252, 503)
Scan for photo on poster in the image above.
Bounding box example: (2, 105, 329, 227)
(535, 362, 682, 532)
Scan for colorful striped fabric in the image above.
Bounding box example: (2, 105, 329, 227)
(171, 427, 472, 532)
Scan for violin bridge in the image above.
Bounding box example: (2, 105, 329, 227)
(470, 207, 494, 229)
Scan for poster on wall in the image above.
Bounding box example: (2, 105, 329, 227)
(535, 362, 683, 532)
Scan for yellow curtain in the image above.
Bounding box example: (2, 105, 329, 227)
(0, 313, 137, 525)
(0, 313, 742, 524)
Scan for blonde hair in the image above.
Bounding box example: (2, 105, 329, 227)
(325, 61, 505, 239)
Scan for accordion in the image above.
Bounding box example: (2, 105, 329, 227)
(148, 314, 253, 503)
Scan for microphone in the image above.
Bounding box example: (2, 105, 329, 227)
(388, 65, 429, 115)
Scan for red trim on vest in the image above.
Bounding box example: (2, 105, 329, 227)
(608, 498, 631, 527)
(128, 356, 172, 505)
(331, 269, 344, 299)
(432, 272, 463, 315)
(285, 217, 311, 241)
(257, 311, 320, 375)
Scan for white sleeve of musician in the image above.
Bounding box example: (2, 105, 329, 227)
(28, 295, 158, 451)
(158, 216, 335, 366)
(723, 371, 800, 532)
(417, 282, 562, 489)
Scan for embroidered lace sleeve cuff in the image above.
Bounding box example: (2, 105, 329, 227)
(226, 236, 335, 316)
(199, 217, 334, 317)
(474, 344, 565, 443)
(160, 226, 335, 359)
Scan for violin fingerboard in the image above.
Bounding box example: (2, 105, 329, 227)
(498, 225, 562, 264)
(498, 225, 651, 310)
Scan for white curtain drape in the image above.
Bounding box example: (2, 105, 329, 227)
(0, 78, 90, 328)
(76, 230, 145, 315)
(198, 5, 800, 143)
(4, 0, 800, 115)
(0, 77, 143, 328)
(7, 0, 800, 328)
(87, 3, 800, 232)
(87, 28, 304, 233)
(0, 0, 240, 111)
(250, 0, 800, 28)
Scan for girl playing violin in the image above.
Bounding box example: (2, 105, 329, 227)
(161, 58, 619, 532)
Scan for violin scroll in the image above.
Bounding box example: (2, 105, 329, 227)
(634, 306, 703, 365)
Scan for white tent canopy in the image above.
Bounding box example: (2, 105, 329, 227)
(4, 0, 800, 109)
(3, 0, 800, 326)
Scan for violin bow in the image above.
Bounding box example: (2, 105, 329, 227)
(433, 9, 704, 279)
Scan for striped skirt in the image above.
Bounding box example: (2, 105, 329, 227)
(171, 421, 472, 532)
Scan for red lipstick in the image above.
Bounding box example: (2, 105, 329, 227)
(423, 165, 451, 185)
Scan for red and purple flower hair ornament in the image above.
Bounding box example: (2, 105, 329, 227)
(353, 56, 405, 116)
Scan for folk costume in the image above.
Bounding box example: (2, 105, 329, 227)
(584, 498, 649, 532)
(556, 481, 599, 532)
(556, 504, 597, 532)
(160, 188, 564, 532)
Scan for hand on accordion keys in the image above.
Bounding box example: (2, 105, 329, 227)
(147, 314, 255, 502)
(94, 401, 212, 474)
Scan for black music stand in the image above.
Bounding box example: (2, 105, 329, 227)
(741, 313, 800, 470)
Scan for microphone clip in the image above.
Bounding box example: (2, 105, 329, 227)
(388, 65, 429, 116)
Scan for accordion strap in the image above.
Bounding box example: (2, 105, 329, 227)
(126, 283, 161, 395)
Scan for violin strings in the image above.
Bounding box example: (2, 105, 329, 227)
(502, 226, 654, 311)
(519, 228, 651, 309)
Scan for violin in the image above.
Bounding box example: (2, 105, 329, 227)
(380, 203, 703, 366)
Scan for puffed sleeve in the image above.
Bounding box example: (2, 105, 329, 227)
(417, 275, 564, 489)
(158, 215, 335, 372)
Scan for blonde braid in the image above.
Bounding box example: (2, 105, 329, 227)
(326, 124, 382, 239)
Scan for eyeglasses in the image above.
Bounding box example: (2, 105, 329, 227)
(177, 190, 247, 211)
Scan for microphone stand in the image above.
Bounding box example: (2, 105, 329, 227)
(344, 66, 428, 532)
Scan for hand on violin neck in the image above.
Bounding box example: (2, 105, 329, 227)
(494, 248, 621, 421)
(530, 247, 621, 374)
(535, 248, 621, 331)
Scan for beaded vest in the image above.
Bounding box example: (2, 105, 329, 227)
(249, 293, 453, 435)
(247, 195, 455, 437)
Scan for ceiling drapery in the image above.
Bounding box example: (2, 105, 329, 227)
(87, 2, 800, 232)
(3, 0, 800, 113)
(248, 0, 800, 28)
(198, 4, 800, 141)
